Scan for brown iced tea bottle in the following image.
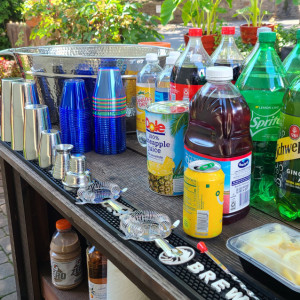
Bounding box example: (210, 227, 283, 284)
(50, 219, 82, 290)
(87, 245, 107, 300)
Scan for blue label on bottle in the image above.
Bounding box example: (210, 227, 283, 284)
(184, 145, 252, 214)
(155, 91, 169, 102)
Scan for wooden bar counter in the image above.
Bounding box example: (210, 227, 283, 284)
(0, 134, 298, 300)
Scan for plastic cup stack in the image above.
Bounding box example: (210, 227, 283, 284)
(93, 64, 126, 155)
(59, 79, 92, 154)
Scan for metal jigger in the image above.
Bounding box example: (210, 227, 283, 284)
(1, 78, 23, 142)
(23, 104, 51, 160)
(11, 80, 40, 151)
(38, 129, 61, 169)
(52, 144, 73, 180)
(62, 154, 92, 192)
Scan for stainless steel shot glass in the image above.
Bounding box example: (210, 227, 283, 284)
(1, 78, 23, 142)
(23, 104, 51, 160)
(52, 144, 74, 180)
(38, 129, 61, 169)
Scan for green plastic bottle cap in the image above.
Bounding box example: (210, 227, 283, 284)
(297, 29, 300, 40)
(259, 32, 276, 43)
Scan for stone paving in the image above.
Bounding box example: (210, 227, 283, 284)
(0, 170, 17, 300)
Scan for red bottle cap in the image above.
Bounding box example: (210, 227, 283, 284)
(189, 28, 203, 37)
(197, 241, 208, 253)
(56, 219, 71, 230)
(221, 26, 235, 35)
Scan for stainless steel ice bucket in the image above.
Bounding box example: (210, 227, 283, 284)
(0, 44, 170, 130)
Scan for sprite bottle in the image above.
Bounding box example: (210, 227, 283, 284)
(236, 32, 288, 202)
(275, 76, 300, 221)
(283, 29, 300, 84)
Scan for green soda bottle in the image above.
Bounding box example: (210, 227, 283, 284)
(283, 29, 300, 84)
(275, 76, 300, 221)
(236, 32, 288, 203)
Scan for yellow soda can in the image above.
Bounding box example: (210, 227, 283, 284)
(183, 160, 225, 238)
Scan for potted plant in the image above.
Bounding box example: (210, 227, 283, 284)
(160, 0, 232, 55)
(233, 0, 293, 44)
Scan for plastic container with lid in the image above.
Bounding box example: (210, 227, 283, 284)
(155, 53, 180, 102)
(136, 53, 163, 147)
(185, 66, 252, 224)
(211, 26, 244, 83)
(283, 29, 300, 83)
(226, 223, 300, 298)
(170, 28, 212, 101)
(50, 219, 83, 290)
(242, 27, 272, 70)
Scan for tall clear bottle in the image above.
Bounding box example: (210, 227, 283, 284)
(236, 32, 288, 203)
(275, 77, 300, 221)
(170, 28, 212, 101)
(155, 53, 180, 102)
(242, 27, 271, 71)
(211, 26, 244, 83)
(136, 53, 162, 147)
(283, 29, 300, 84)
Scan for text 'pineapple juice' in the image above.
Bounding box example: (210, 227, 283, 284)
(146, 101, 188, 196)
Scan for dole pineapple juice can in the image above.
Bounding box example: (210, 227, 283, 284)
(146, 101, 188, 196)
(183, 160, 225, 238)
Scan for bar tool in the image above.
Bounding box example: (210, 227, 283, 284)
(23, 104, 51, 160)
(62, 154, 92, 192)
(52, 144, 73, 180)
(1, 78, 23, 142)
(197, 242, 260, 300)
(38, 129, 61, 169)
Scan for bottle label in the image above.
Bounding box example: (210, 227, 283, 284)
(185, 146, 252, 214)
(124, 70, 138, 105)
(169, 82, 203, 101)
(51, 256, 82, 287)
(89, 280, 107, 300)
(155, 90, 169, 102)
(136, 83, 155, 132)
(248, 103, 281, 141)
(275, 113, 300, 193)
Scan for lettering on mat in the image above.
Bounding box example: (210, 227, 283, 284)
(187, 262, 249, 299)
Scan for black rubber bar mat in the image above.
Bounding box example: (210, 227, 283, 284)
(1, 141, 282, 300)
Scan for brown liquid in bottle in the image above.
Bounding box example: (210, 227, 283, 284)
(87, 245, 107, 300)
(50, 219, 82, 290)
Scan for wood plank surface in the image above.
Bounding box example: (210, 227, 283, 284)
(0, 143, 188, 300)
(40, 264, 89, 300)
(1, 135, 299, 299)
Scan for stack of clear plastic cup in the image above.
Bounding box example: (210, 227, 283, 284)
(59, 79, 92, 153)
(93, 64, 126, 155)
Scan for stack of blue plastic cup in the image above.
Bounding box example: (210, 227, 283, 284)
(93, 64, 126, 155)
(59, 79, 92, 153)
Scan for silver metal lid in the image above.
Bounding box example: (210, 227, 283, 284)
(188, 160, 221, 173)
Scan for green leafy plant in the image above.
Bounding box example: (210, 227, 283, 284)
(275, 24, 298, 54)
(21, 0, 163, 44)
(0, 57, 22, 94)
(234, 24, 299, 57)
(0, 0, 23, 50)
(160, 0, 232, 35)
(233, 0, 300, 27)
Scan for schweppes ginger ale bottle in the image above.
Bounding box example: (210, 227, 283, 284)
(275, 76, 300, 221)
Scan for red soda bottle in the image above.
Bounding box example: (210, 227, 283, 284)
(170, 28, 212, 101)
(184, 66, 253, 224)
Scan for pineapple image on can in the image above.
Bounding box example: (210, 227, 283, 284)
(146, 101, 188, 196)
(148, 157, 175, 195)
